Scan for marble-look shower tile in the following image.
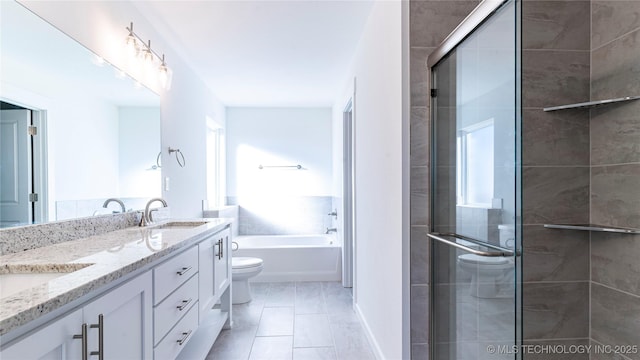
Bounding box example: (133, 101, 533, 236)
(592, 1, 640, 50)
(522, 166, 590, 225)
(411, 226, 430, 284)
(592, 232, 640, 297)
(256, 307, 294, 336)
(294, 314, 333, 348)
(591, 164, 640, 229)
(411, 192, 430, 226)
(411, 48, 433, 107)
(590, 101, 640, 165)
(591, 339, 634, 360)
(591, 29, 640, 100)
(591, 283, 640, 360)
(411, 166, 430, 226)
(410, 1, 479, 48)
(412, 344, 429, 360)
(522, 339, 590, 360)
(411, 106, 430, 167)
(523, 225, 589, 282)
(522, 50, 590, 109)
(411, 285, 430, 344)
(249, 336, 294, 360)
(522, 108, 590, 166)
(522, 282, 589, 340)
(522, 1, 590, 50)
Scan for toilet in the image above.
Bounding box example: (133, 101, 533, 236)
(457, 225, 515, 298)
(231, 257, 263, 304)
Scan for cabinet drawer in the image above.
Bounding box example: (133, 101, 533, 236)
(154, 273, 198, 345)
(153, 300, 199, 360)
(153, 246, 198, 304)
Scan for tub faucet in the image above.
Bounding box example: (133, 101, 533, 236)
(140, 198, 168, 226)
(325, 227, 337, 234)
(103, 198, 126, 213)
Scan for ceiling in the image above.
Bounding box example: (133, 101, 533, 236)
(133, 1, 374, 107)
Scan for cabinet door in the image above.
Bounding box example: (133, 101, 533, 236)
(83, 271, 153, 360)
(198, 235, 216, 318)
(1, 309, 83, 360)
(214, 228, 231, 298)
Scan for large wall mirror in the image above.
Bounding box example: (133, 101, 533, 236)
(0, 1, 161, 228)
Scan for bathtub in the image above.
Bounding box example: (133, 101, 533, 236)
(233, 235, 342, 282)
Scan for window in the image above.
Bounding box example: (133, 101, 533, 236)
(457, 119, 494, 207)
(206, 117, 225, 208)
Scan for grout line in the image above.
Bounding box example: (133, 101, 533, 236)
(591, 27, 640, 53)
(590, 162, 640, 168)
(591, 281, 640, 299)
(590, 338, 634, 360)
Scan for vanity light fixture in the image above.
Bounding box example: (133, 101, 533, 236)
(124, 22, 172, 90)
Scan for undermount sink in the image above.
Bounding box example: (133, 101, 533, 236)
(0, 263, 91, 298)
(154, 221, 209, 230)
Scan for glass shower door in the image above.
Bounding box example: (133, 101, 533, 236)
(430, 1, 522, 359)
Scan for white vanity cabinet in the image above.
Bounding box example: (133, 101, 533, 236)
(214, 228, 232, 299)
(1, 309, 84, 360)
(2, 272, 153, 360)
(0, 223, 232, 360)
(83, 271, 153, 360)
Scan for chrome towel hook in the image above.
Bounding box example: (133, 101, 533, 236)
(168, 147, 186, 167)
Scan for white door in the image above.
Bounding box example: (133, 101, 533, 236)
(342, 102, 355, 288)
(0, 109, 31, 226)
(83, 272, 153, 360)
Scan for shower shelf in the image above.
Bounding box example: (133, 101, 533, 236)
(543, 95, 640, 112)
(544, 223, 640, 234)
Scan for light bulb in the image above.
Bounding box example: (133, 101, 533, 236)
(125, 34, 138, 57)
(158, 65, 172, 90)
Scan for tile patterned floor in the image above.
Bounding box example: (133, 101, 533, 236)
(206, 282, 375, 360)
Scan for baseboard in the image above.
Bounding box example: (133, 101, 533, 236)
(252, 270, 341, 282)
(354, 303, 386, 360)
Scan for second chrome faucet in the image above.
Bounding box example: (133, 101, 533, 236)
(139, 198, 168, 226)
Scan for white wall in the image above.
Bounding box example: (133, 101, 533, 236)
(332, 2, 404, 358)
(20, 0, 226, 218)
(227, 107, 333, 197)
(118, 107, 162, 198)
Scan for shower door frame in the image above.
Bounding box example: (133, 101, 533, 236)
(427, 0, 523, 358)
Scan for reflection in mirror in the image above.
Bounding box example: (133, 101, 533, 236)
(0, 1, 161, 228)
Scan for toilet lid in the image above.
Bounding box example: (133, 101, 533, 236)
(458, 254, 509, 265)
(232, 257, 263, 269)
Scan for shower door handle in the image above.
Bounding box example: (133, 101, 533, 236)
(427, 232, 515, 257)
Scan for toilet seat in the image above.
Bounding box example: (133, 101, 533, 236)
(458, 254, 509, 266)
(232, 257, 263, 269)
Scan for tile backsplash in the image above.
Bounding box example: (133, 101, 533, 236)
(227, 196, 332, 235)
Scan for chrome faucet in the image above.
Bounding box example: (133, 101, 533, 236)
(325, 227, 337, 234)
(103, 198, 126, 213)
(140, 198, 168, 226)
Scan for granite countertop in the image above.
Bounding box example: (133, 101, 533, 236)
(0, 218, 231, 336)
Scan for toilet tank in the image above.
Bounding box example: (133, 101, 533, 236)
(498, 225, 515, 249)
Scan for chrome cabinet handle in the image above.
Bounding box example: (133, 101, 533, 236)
(216, 239, 222, 260)
(176, 266, 192, 276)
(73, 323, 88, 360)
(177, 298, 193, 311)
(89, 314, 104, 359)
(177, 330, 193, 346)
